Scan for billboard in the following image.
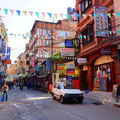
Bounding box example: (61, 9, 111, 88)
(94, 6, 109, 37)
(65, 39, 73, 48)
(61, 48, 75, 57)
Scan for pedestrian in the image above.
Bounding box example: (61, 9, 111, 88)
(116, 83, 120, 103)
(1, 83, 9, 101)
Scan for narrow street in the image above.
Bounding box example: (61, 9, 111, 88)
(0, 87, 120, 120)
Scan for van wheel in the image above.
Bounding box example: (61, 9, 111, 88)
(52, 93, 56, 100)
(60, 96, 65, 104)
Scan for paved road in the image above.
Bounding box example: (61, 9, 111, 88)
(0, 87, 120, 120)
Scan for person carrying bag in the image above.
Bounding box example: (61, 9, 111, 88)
(1, 83, 9, 101)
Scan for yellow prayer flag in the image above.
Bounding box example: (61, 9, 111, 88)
(23, 11, 27, 16)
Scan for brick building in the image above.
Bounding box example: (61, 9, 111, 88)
(29, 19, 77, 74)
(76, 0, 120, 92)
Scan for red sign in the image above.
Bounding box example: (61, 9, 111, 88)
(4, 59, 11, 65)
(66, 70, 75, 75)
(31, 57, 35, 68)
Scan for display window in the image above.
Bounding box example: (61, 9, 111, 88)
(94, 63, 112, 92)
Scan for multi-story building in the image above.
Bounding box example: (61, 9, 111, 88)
(76, 0, 120, 92)
(0, 17, 9, 81)
(29, 19, 77, 74)
(24, 44, 30, 76)
(16, 53, 25, 76)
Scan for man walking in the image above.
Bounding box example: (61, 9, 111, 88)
(1, 83, 9, 101)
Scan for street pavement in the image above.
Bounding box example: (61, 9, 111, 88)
(0, 87, 120, 120)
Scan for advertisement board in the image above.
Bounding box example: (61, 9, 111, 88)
(65, 39, 73, 48)
(61, 48, 75, 57)
(58, 64, 66, 73)
(94, 6, 109, 37)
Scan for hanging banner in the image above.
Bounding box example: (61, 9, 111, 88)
(94, 6, 109, 37)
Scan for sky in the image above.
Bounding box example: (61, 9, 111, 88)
(0, 0, 75, 63)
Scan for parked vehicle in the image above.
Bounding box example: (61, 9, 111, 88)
(52, 81, 84, 104)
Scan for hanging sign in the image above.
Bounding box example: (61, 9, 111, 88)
(94, 6, 109, 37)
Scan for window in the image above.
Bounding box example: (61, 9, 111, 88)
(82, 23, 94, 46)
(43, 29, 46, 35)
(81, 0, 92, 13)
(58, 41, 65, 47)
(43, 40, 51, 46)
(37, 29, 41, 35)
(43, 51, 50, 58)
(37, 39, 41, 46)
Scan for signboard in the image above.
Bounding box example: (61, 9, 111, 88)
(61, 48, 75, 57)
(66, 62, 75, 69)
(66, 69, 75, 75)
(100, 48, 111, 55)
(46, 59, 52, 73)
(65, 39, 73, 48)
(77, 58, 87, 64)
(58, 64, 66, 73)
(94, 6, 109, 37)
(66, 76, 73, 83)
(4, 59, 11, 65)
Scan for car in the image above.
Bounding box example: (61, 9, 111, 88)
(52, 81, 84, 104)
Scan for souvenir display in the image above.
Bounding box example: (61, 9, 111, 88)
(94, 64, 111, 91)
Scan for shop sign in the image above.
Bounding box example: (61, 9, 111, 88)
(94, 6, 109, 37)
(58, 64, 66, 73)
(65, 39, 73, 48)
(4, 59, 11, 65)
(66, 63, 75, 69)
(100, 48, 111, 55)
(61, 48, 75, 57)
(77, 58, 87, 64)
(66, 76, 73, 83)
(66, 69, 75, 75)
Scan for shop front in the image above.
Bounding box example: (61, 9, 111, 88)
(93, 55, 114, 92)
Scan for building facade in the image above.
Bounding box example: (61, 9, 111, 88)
(76, 0, 120, 92)
(29, 19, 77, 75)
